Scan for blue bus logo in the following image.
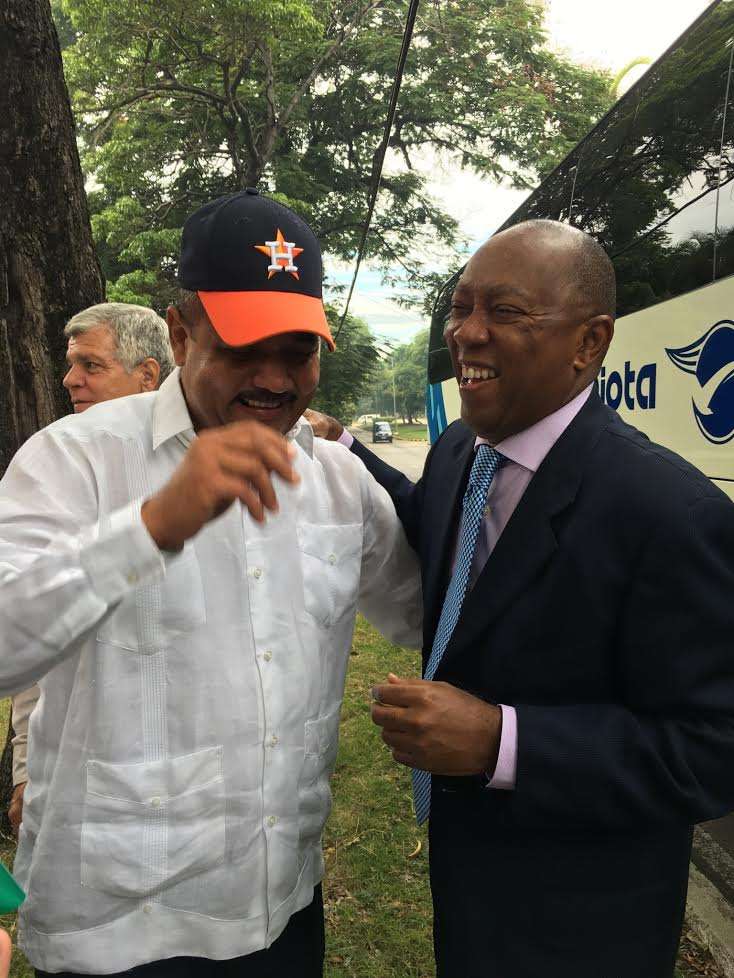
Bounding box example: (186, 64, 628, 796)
(666, 321, 734, 444)
(596, 362, 657, 410)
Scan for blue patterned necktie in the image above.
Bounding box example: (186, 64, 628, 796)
(412, 444, 504, 825)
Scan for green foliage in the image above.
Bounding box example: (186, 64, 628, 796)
(312, 310, 380, 420)
(369, 329, 428, 422)
(54, 0, 612, 312)
(106, 270, 165, 306)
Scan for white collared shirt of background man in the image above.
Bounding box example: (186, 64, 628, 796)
(0, 369, 422, 975)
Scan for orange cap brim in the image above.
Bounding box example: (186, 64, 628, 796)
(197, 291, 335, 351)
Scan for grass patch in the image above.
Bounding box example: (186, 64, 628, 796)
(391, 425, 428, 442)
(0, 624, 722, 976)
(323, 619, 431, 978)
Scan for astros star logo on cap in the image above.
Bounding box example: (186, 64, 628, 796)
(255, 229, 304, 280)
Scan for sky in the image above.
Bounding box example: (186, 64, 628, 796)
(329, 0, 713, 344)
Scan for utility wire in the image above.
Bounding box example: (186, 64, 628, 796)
(333, 0, 421, 341)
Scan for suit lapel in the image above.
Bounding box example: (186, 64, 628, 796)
(434, 390, 612, 678)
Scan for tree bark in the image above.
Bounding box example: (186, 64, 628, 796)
(0, 0, 104, 833)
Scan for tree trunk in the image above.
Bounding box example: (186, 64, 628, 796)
(0, 0, 104, 834)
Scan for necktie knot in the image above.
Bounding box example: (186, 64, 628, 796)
(463, 445, 504, 506)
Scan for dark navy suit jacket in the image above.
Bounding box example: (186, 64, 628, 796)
(350, 390, 734, 978)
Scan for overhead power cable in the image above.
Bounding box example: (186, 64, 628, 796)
(333, 0, 421, 341)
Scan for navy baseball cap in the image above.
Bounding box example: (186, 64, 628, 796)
(177, 188, 335, 350)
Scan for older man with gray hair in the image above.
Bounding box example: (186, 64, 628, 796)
(8, 302, 174, 833)
(62, 301, 174, 412)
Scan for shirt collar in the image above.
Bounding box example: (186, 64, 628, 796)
(290, 418, 314, 458)
(475, 384, 593, 474)
(151, 368, 314, 458)
(152, 369, 195, 451)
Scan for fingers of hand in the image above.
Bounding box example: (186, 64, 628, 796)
(235, 482, 266, 523)
(219, 453, 280, 515)
(379, 725, 418, 767)
(370, 703, 413, 732)
(373, 704, 428, 767)
(221, 425, 300, 484)
(381, 728, 416, 753)
(303, 409, 327, 438)
(372, 680, 431, 709)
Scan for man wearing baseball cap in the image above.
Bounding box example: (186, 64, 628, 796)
(0, 190, 421, 977)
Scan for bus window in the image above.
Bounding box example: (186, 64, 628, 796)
(610, 185, 718, 318)
(563, 91, 647, 254)
(570, 5, 730, 266)
(714, 176, 734, 279)
(513, 153, 583, 226)
(713, 39, 734, 280)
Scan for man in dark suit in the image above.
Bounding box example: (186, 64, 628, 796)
(310, 219, 734, 977)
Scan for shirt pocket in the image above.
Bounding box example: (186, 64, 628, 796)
(96, 542, 207, 652)
(81, 746, 225, 899)
(296, 523, 362, 628)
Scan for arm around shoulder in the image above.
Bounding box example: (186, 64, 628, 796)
(349, 437, 426, 551)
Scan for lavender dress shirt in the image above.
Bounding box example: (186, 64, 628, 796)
(336, 384, 593, 790)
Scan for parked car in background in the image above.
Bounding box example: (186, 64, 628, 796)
(372, 421, 393, 443)
(356, 413, 379, 428)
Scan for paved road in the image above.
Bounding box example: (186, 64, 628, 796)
(694, 817, 734, 906)
(350, 429, 429, 483)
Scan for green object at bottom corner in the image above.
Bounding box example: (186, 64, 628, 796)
(0, 861, 25, 913)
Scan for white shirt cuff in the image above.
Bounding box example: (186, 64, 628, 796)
(487, 704, 517, 790)
(337, 429, 354, 449)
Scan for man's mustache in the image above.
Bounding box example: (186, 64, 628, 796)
(236, 389, 297, 404)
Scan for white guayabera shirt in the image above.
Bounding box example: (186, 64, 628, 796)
(0, 370, 422, 975)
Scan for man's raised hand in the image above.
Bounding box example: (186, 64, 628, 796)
(142, 421, 299, 551)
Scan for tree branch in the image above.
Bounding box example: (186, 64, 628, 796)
(278, 0, 384, 133)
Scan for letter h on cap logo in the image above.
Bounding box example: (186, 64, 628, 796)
(255, 228, 303, 280)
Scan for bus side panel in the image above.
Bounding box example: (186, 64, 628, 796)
(428, 276, 734, 497)
(599, 275, 734, 493)
(426, 382, 448, 443)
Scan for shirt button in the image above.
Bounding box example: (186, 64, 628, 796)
(252, 567, 263, 580)
(127, 571, 139, 585)
(270, 734, 279, 747)
(143, 904, 153, 915)
(263, 650, 273, 662)
(328, 553, 337, 565)
(151, 796, 162, 808)
(267, 815, 277, 828)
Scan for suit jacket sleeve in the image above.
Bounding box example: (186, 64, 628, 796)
(508, 490, 734, 830)
(349, 437, 427, 551)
